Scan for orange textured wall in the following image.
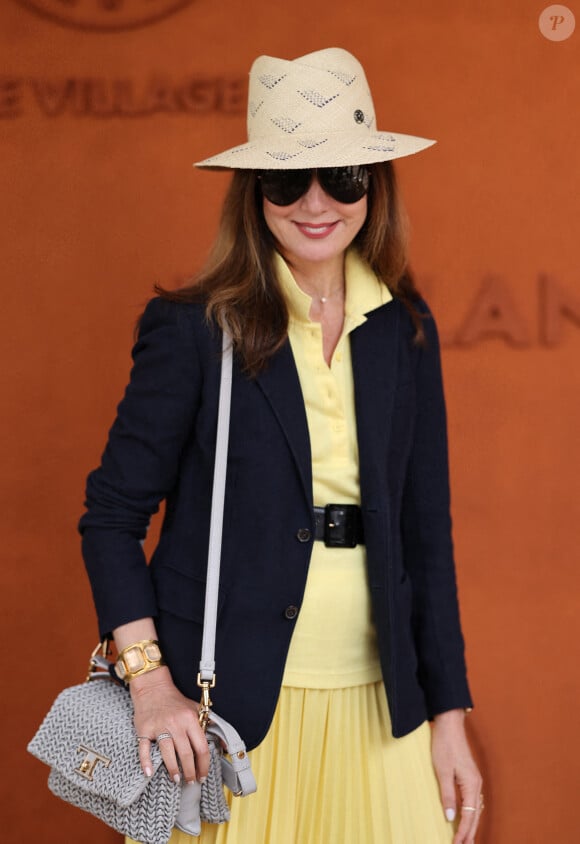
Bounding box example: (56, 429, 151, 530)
(2, 2, 579, 842)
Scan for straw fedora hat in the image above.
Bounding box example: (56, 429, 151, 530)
(195, 48, 435, 170)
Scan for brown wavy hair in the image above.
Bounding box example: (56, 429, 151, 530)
(157, 162, 425, 376)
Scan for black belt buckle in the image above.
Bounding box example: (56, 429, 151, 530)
(324, 504, 359, 548)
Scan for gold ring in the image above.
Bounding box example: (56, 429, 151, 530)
(462, 806, 477, 812)
(136, 735, 151, 742)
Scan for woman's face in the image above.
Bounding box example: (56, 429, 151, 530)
(262, 174, 367, 271)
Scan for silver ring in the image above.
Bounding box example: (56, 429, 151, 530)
(156, 732, 173, 742)
(462, 806, 477, 813)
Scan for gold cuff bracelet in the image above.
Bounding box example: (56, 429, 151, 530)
(114, 639, 164, 683)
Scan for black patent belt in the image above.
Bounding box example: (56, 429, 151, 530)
(313, 504, 365, 548)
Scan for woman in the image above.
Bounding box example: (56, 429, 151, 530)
(80, 48, 483, 843)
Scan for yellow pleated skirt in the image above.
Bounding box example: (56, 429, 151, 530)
(128, 680, 454, 844)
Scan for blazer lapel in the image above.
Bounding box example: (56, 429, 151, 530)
(350, 301, 400, 506)
(255, 339, 313, 506)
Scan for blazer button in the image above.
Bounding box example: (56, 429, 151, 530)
(296, 528, 311, 542)
(284, 605, 299, 620)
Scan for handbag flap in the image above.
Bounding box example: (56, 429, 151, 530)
(28, 680, 168, 807)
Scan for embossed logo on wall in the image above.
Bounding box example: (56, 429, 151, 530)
(14, 0, 196, 32)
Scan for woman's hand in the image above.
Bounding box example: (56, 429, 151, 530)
(130, 666, 210, 785)
(112, 619, 210, 784)
(431, 709, 483, 844)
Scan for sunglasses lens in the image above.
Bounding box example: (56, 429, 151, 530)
(259, 170, 312, 206)
(259, 166, 370, 206)
(319, 166, 370, 203)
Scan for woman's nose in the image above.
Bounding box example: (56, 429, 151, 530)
(299, 175, 331, 211)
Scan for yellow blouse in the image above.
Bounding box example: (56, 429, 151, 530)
(275, 250, 392, 688)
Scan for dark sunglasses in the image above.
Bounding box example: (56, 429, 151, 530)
(258, 165, 370, 206)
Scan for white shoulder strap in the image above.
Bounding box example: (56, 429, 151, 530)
(198, 330, 233, 683)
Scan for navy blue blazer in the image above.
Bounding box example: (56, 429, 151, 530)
(79, 295, 473, 749)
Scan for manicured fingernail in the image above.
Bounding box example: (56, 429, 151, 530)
(173, 773, 181, 784)
(199, 776, 207, 784)
(144, 766, 152, 778)
(445, 808, 456, 822)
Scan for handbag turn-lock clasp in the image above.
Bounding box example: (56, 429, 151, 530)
(75, 745, 111, 781)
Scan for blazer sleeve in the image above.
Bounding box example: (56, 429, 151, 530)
(79, 297, 203, 637)
(400, 305, 473, 717)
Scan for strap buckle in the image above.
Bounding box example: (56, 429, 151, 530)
(197, 672, 216, 732)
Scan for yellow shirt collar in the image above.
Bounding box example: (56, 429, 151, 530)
(274, 249, 392, 330)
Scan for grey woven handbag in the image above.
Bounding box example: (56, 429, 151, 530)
(28, 674, 181, 844)
(27, 658, 255, 843)
(28, 332, 256, 843)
